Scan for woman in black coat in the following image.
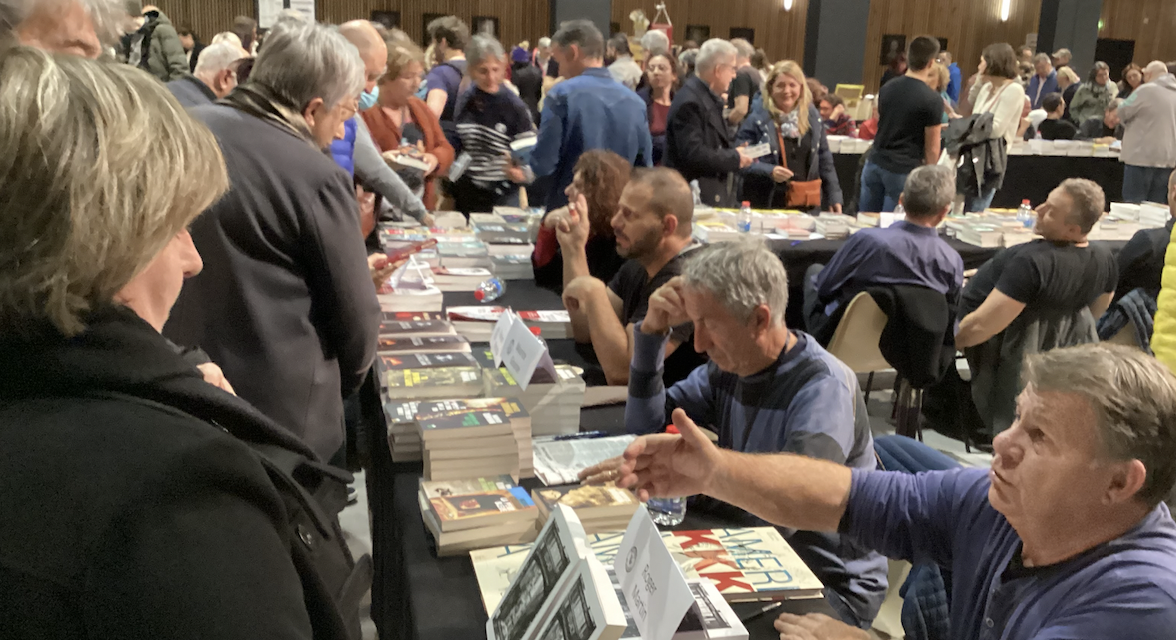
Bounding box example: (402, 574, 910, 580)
(735, 60, 843, 213)
(0, 47, 362, 640)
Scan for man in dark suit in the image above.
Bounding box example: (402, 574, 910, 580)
(534, 36, 560, 78)
(165, 22, 379, 462)
(664, 38, 753, 207)
(166, 42, 244, 108)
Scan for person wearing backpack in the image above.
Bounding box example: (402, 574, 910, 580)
(424, 15, 470, 149)
(0, 46, 367, 640)
(120, 3, 188, 82)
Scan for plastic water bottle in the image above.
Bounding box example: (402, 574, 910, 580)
(1016, 199, 1034, 228)
(647, 424, 687, 526)
(474, 277, 507, 303)
(893, 202, 905, 216)
(737, 201, 753, 233)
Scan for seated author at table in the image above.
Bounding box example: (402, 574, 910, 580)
(803, 165, 963, 345)
(532, 149, 630, 291)
(559, 168, 706, 386)
(617, 344, 1176, 640)
(1076, 97, 1125, 144)
(735, 60, 843, 213)
(587, 239, 888, 629)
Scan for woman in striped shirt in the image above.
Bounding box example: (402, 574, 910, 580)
(450, 35, 536, 215)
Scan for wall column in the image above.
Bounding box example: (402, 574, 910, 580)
(803, 0, 871, 90)
(1037, 0, 1103, 77)
(550, 0, 611, 39)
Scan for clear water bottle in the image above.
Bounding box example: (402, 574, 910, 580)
(474, 277, 506, 303)
(893, 202, 905, 216)
(737, 201, 753, 233)
(647, 423, 687, 526)
(1016, 199, 1034, 228)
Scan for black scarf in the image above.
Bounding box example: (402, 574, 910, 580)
(219, 83, 318, 148)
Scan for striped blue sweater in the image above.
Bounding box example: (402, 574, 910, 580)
(626, 325, 889, 626)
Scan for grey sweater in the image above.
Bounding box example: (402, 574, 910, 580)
(352, 116, 429, 222)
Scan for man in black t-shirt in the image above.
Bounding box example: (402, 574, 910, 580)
(859, 36, 944, 213)
(557, 168, 705, 386)
(1036, 92, 1079, 141)
(726, 38, 760, 127)
(957, 179, 1117, 349)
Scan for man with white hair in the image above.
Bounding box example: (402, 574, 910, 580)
(664, 38, 753, 206)
(534, 35, 558, 77)
(165, 22, 380, 463)
(0, 0, 121, 57)
(166, 42, 244, 107)
(639, 28, 669, 58)
(616, 343, 1176, 640)
(584, 237, 888, 628)
(1119, 60, 1176, 203)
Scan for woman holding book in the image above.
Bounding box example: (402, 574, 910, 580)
(735, 60, 843, 213)
(450, 34, 536, 215)
(363, 41, 454, 211)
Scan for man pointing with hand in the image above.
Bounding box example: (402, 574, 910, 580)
(617, 343, 1176, 640)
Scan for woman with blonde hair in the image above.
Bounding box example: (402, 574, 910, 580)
(0, 46, 363, 638)
(735, 60, 843, 212)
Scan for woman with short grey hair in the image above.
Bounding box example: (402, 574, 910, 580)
(0, 46, 364, 639)
(451, 33, 536, 214)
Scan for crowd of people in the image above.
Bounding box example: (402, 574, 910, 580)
(0, 2, 1175, 640)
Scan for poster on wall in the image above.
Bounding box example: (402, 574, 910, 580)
(729, 27, 754, 44)
(371, 11, 400, 30)
(684, 25, 709, 44)
(880, 34, 906, 65)
(474, 16, 500, 38)
(288, 0, 314, 21)
(257, 0, 282, 29)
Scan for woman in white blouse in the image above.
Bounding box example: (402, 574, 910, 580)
(964, 43, 1027, 212)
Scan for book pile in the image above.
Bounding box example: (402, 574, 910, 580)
(377, 334, 471, 355)
(692, 220, 741, 243)
(384, 400, 426, 462)
(485, 505, 627, 640)
(490, 253, 533, 279)
(437, 240, 492, 269)
(484, 364, 586, 437)
(418, 403, 520, 481)
(384, 365, 484, 400)
(531, 483, 640, 534)
(472, 526, 824, 607)
(378, 315, 457, 340)
(474, 221, 533, 245)
(814, 213, 856, 239)
(1139, 201, 1171, 228)
(415, 397, 534, 478)
(377, 282, 443, 312)
(418, 475, 539, 556)
(448, 306, 573, 342)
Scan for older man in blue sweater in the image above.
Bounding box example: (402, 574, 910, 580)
(613, 238, 888, 629)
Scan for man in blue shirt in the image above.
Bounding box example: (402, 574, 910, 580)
(587, 239, 889, 629)
(939, 50, 962, 104)
(1027, 53, 1059, 109)
(616, 343, 1176, 640)
(804, 165, 964, 345)
(529, 19, 652, 211)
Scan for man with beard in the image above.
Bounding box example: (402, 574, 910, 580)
(556, 168, 705, 386)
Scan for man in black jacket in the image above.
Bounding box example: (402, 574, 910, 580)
(664, 38, 753, 207)
(165, 21, 380, 462)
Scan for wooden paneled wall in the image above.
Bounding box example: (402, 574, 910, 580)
(152, 0, 550, 53)
(610, 0, 809, 65)
(1098, 0, 1176, 66)
(859, 0, 1042, 93)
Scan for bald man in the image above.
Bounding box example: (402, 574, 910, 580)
(1120, 61, 1176, 203)
(4, 0, 120, 58)
(338, 19, 432, 225)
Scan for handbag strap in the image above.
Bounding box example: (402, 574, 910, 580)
(776, 123, 789, 173)
(980, 80, 1012, 115)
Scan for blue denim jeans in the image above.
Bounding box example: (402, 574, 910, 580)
(1123, 164, 1174, 204)
(859, 161, 910, 213)
(965, 186, 998, 213)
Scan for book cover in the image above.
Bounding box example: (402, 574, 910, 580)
(416, 397, 531, 423)
(378, 335, 470, 353)
(386, 366, 482, 393)
(380, 352, 478, 372)
(532, 556, 627, 640)
(381, 310, 446, 322)
(420, 476, 537, 533)
(532, 485, 639, 521)
(472, 528, 823, 606)
(418, 407, 511, 441)
(378, 319, 455, 337)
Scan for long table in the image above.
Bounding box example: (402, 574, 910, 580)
(364, 282, 842, 640)
(832, 153, 1126, 215)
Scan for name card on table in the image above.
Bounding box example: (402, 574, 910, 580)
(615, 505, 695, 640)
(491, 310, 557, 390)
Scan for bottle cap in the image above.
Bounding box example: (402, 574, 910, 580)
(474, 289, 485, 301)
(529, 326, 542, 336)
(741, 201, 750, 207)
(1022, 199, 1030, 205)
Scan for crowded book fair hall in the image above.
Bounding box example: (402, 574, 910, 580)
(3, 0, 1176, 638)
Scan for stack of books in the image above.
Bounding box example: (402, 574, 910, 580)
(418, 476, 539, 556)
(384, 365, 484, 400)
(692, 220, 740, 243)
(814, 213, 856, 239)
(377, 283, 443, 313)
(490, 253, 533, 279)
(378, 317, 457, 340)
(1140, 201, 1171, 228)
(416, 397, 534, 478)
(474, 221, 534, 245)
(377, 334, 471, 356)
(418, 404, 520, 481)
(448, 307, 573, 342)
(384, 399, 426, 462)
(484, 365, 586, 437)
(438, 240, 492, 269)
(531, 484, 640, 534)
